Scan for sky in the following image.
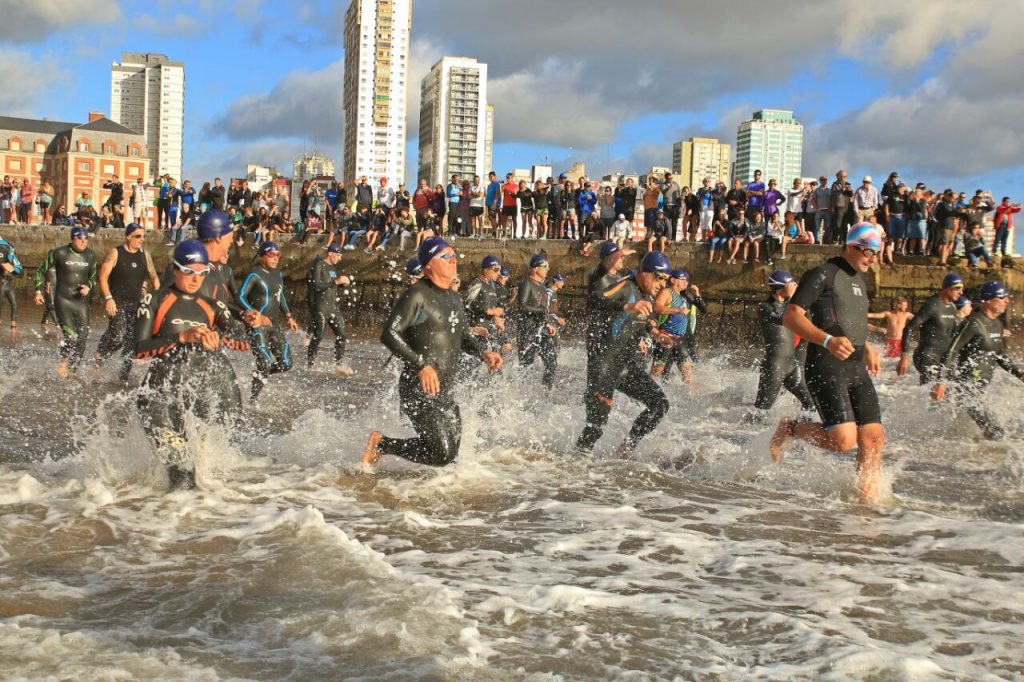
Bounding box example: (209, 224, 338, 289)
(3, 0, 1023, 247)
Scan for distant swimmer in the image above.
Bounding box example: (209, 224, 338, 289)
(463, 254, 505, 351)
(34, 227, 96, 378)
(577, 251, 673, 456)
(306, 243, 354, 375)
(135, 240, 249, 489)
(897, 273, 963, 386)
(932, 281, 1023, 440)
(750, 270, 815, 420)
(516, 254, 559, 387)
(94, 223, 160, 381)
(362, 238, 503, 469)
(0, 232, 24, 328)
(770, 223, 887, 503)
(239, 241, 299, 400)
(867, 297, 914, 359)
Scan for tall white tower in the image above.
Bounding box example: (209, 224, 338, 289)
(110, 52, 185, 181)
(733, 109, 803, 184)
(342, 0, 411, 188)
(417, 56, 489, 187)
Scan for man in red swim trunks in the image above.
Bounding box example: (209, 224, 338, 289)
(868, 297, 914, 358)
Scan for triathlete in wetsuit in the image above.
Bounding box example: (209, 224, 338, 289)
(772, 223, 887, 503)
(0, 234, 23, 327)
(751, 270, 815, 417)
(577, 251, 673, 454)
(306, 244, 354, 375)
(651, 270, 705, 384)
(933, 281, 1023, 439)
(463, 254, 505, 351)
(135, 240, 249, 489)
(538, 274, 567, 388)
(239, 241, 299, 399)
(585, 241, 631, 396)
(898, 273, 962, 384)
(33, 227, 97, 377)
(362, 238, 503, 468)
(492, 266, 515, 354)
(516, 254, 560, 385)
(95, 223, 160, 381)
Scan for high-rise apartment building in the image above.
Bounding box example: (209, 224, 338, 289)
(291, 152, 337, 219)
(343, 0, 411, 188)
(110, 52, 184, 182)
(733, 109, 803, 184)
(417, 57, 488, 187)
(484, 104, 494, 175)
(673, 137, 731, 189)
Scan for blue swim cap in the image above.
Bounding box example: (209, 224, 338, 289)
(405, 257, 423, 277)
(327, 243, 343, 254)
(499, 265, 510, 278)
(599, 241, 620, 259)
(626, 269, 637, 279)
(670, 269, 689, 281)
(846, 222, 882, 251)
(172, 239, 210, 270)
(530, 254, 549, 268)
(552, 274, 564, 283)
(481, 254, 501, 269)
(417, 236, 450, 268)
(125, 222, 143, 237)
(70, 226, 89, 240)
(258, 241, 280, 256)
(768, 270, 795, 289)
(954, 295, 971, 310)
(640, 251, 671, 274)
(979, 281, 1009, 301)
(196, 209, 234, 240)
(942, 273, 964, 289)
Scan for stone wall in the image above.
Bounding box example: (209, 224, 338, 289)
(3, 225, 1020, 343)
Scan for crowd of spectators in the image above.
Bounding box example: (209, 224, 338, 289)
(3, 167, 1018, 268)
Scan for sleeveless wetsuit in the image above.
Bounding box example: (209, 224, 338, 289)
(97, 245, 150, 380)
(790, 256, 881, 428)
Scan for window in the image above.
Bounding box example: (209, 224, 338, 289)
(35, 142, 45, 153)
(78, 162, 91, 172)
(9, 160, 22, 171)
(105, 145, 115, 154)
(9, 139, 20, 151)
(78, 142, 90, 153)
(130, 147, 140, 157)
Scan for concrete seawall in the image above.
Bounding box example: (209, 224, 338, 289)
(2, 225, 1020, 343)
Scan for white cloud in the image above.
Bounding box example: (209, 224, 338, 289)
(133, 13, 208, 36)
(0, 0, 122, 43)
(184, 140, 307, 185)
(0, 49, 69, 116)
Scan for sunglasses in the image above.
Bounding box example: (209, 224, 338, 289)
(852, 245, 879, 258)
(654, 272, 671, 281)
(174, 263, 210, 276)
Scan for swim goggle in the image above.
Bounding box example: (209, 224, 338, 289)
(173, 260, 211, 276)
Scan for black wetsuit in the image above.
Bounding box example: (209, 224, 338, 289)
(464, 276, 500, 349)
(942, 311, 1023, 439)
(0, 238, 23, 324)
(790, 257, 881, 429)
(135, 286, 248, 488)
(161, 260, 242, 318)
(577, 276, 669, 452)
(516, 277, 558, 386)
(901, 295, 957, 384)
(96, 245, 150, 380)
(239, 264, 292, 398)
(585, 263, 626, 395)
(679, 289, 707, 363)
(754, 296, 815, 412)
(35, 244, 97, 372)
(306, 257, 348, 366)
(493, 281, 513, 349)
(379, 278, 485, 466)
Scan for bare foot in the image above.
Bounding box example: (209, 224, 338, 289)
(770, 417, 793, 464)
(361, 431, 383, 472)
(615, 441, 634, 460)
(335, 363, 355, 377)
(857, 461, 884, 504)
(56, 360, 70, 379)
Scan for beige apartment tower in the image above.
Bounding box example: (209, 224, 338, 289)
(343, 0, 412, 188)
(672, 137, 731, 190)
(417, 57, 489, 187)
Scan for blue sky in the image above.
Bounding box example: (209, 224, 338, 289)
(4, 0, 1023, 247)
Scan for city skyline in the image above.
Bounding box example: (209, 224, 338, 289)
(3, 2, 1022, 210)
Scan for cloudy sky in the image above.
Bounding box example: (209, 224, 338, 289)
(3, 0, 1023, 213)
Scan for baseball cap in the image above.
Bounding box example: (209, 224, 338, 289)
(942, 273, 965, 290)
(863, 175, 873, 183)
(846, 223, 883, 251)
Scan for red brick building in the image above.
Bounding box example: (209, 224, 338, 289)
(0, 113, 150, 223)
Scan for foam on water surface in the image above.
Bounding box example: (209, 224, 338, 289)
(1, 338, 1023, 679)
